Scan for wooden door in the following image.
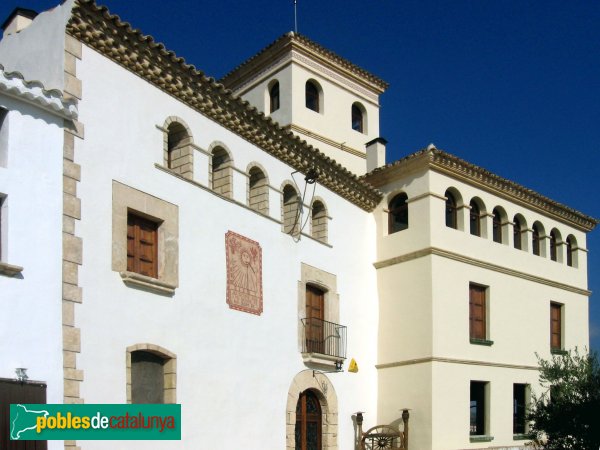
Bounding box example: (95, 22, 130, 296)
(295, 390, 322, 450)
(469, 285, 486, 340)
(0, 379, 47, 449)
(306, 285, 324, 353)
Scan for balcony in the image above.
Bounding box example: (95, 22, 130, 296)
(301, 318, 347, 368)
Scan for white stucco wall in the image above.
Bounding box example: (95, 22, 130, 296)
(0, 0, 73, 91)
(75, 44, 379, 450)
(0, 96, 65, 427)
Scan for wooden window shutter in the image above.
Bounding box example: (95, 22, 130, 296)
(127, 213, 158, 278)
(550, 303, 562, 350)
(469, 284, 486, 340)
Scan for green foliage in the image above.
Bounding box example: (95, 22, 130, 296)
(529, 348, 600, 450)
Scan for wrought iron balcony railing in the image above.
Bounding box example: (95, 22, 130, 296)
(301, 317, 347, 359)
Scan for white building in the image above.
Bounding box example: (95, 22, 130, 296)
(0, 1, 596, 450)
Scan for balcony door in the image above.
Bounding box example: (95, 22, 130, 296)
(306, 285, 325, 354)
(295, 390, 322, 450)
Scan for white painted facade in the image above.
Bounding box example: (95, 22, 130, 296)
(0, 64, 75, 450)
(0, 2, 596, 450)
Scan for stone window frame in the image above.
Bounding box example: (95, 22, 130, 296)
(298, 263, 340, 368)
(310, 197, 328, 244)
(247, 162, 269, 215)
(286, 370, 338, 450)
(126, 343, 176, 404)
(282, 181, 300, 236)
(208, 141, 234, 199)
(112, 181, 179, 295)
(162, 116, 194, 180)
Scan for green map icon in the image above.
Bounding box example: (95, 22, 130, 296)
(10, 404, 49, 440)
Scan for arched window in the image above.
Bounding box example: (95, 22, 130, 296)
(248, 166, 268, 214)
(165, 120, 193, 179)
(282, 184, 299, 235)
(311, 200, 327, 243)
(211, 146, 232, 198)
(295, 390, 322, 450)
(305, 81, 320, 112)
(566, 235, 577, 267)
(469, 200, 481, 237)
(269, 81, 280, 113)
(513, 216, 523, 250)
(388, 193, 408, 234)
(445, 191, 458, 229)
(549, 230, 558, 261)
(492, 208, 502, 243)
(351, 103, 365, 133)
(532, 223, 541, 256)
(127, 345, 176, 404)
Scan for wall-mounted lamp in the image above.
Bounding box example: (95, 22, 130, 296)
(15, 368, 28, 382)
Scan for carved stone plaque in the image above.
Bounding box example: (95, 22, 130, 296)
(225, 231, 263, 315)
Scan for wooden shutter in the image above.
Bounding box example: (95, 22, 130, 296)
(550, 303, 562, 350)
(306, 286, 325, 353)
(127, 213, 158, 278)
(469, 285, 486, 340)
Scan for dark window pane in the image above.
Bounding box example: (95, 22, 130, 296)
(470, 382, 486, 435)
(513, 384, 527, 434)
(132, 351, 165, 404)
(306, 82, 319, 112)
(493, 210, 502, 243)
(532, 225, 540, 256)
(513, 219, 522, 250)
(270, 82, 280, 113)
(470, 201, 481, 236)
(351, 104, 363, 132)
(445, 193, 457, 229)
(388, 194, 408, 234)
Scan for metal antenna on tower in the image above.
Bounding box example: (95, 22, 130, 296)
(294, 0, 298, 33)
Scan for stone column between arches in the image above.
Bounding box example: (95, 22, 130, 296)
(286, 370, 338, 450)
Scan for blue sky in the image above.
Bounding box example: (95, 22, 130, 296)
(2, 0, 598, 349)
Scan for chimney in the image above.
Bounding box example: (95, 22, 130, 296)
(2, 8, 38, 39)
(366, 137, 387, 172)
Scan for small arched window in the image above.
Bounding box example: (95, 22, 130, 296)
(351, 103, 364, 133)
(492, 208, 503, 243)
(513, 216, 523, 250)
(469, 200, 481, 237)
(311, 200, 327, 243)
(532, 223, 541, 256)
(127, 345, 176, 404)
(549, 230, 558, 261)
(165, 120, 193, 179)
(445, 192, 457, 229)
(282, 185, 299, 235)
(566, 235, 577, 267)
(211, 146, 233, 198)
(269, 81, 280, 113)
(388, 193, 408, 234)
(248, 166, 268, 214)
(305, 81, 320, 112)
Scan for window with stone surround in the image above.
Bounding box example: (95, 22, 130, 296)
(127, 344, 176, 404)
(112, 181, 178, 295)
(163, 117, 193, 180)
(311, 199, 327, 243)
(248, 165, 269, 214)
(282, 184, 299, 235)
(211, 146, 233, 198)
